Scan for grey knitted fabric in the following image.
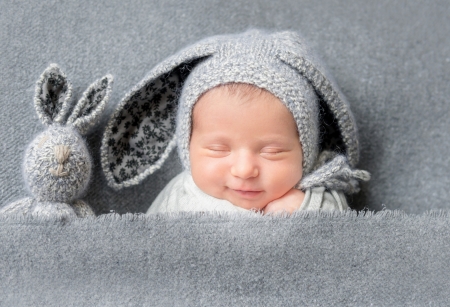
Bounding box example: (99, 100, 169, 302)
(0, 197, 94, 218)
(0, 64, 113, 218)
(300, 152, 370, 194)
(102, 30, 368, 192)
(177, 45, 319, 174)
(24, 125, 92, 203)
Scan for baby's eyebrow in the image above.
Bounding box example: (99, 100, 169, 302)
(256, 135, 294, 144)
(197, 134, 231, 143)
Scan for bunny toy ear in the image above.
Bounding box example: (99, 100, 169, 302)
(34, 64, 73, 126)
(273, 31, 360, 167)
(101, 38, 221, 190)
(67, 74, 113, 135)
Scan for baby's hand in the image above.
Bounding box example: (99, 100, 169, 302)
(263, 189, 305, 215)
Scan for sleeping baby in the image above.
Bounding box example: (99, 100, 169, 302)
(101, 30, 370, 214)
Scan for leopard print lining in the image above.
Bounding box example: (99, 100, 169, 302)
(35, 64, 72, 126)
(67, 75, 113, 135)
(107, 72, 181, 183)
(78, 77, 110, 118)
(104, 58, 206, 185)
(40, 72, 68, 119)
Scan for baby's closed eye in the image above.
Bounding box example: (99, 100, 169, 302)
(200, 144, 292, 159)
(204, 145, 231, 157)
(260, 147, 284, 154)
(260, 147, 290, 159)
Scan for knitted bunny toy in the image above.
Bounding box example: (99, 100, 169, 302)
(0, 64, 113, 218)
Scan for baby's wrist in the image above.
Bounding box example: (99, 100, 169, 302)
(263, 188, 305, 214)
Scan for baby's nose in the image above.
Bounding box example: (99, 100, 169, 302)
(230, 152, 259, 179)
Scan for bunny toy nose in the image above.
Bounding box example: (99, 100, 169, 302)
(49, 145, 71, 177)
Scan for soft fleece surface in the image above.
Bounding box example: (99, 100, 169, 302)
(1, 0, 450, 306)
(1, 211, 449, 306)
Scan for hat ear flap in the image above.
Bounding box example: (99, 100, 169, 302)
(101, 46, 217, 189)
(275, 33, 360, 167)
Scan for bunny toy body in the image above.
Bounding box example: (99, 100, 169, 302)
(0, 64, 112, 218)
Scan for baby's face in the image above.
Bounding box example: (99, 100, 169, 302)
(189, 85, 303, 211)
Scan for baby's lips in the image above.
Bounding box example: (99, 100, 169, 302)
(230, 189, 263, 199)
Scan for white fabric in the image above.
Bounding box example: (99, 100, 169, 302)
(146, 172, 348, 214)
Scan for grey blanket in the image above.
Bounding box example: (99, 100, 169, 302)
(1, 211, 449, 306)
(1, 0, 450, 305)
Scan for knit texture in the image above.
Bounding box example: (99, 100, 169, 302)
(0, 197, 77, 218)
(34, 64, 73, 126)
(102, 30, 368, 192)
(0, 64, 113, 217)
(176, 44, 319, 174)
(24, 126, 92, 203)
(299, 154, 371, 194)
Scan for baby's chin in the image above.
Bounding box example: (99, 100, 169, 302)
(234, 202, 267, 212)
(224, 193, 270, 212)
(205, 187, 276, 211)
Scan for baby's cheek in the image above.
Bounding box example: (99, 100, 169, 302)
(284, 159, 303, 186)
(193, 155, 223, 174)
(265, 162, 302, 199)
(191, 155, 227, 192)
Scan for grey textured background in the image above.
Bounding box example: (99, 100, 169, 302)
(1, 0, 450, 214)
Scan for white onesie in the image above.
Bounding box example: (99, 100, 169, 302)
(146, 172, 348, 214)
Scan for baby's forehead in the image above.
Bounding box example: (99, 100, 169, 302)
(191, 83, 299, 135)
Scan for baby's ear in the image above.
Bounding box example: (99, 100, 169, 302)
(101, 40, 220, 190)
(67, 75, 113, 135)
(34, 64, 73, 126)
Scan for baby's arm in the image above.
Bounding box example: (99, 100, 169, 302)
(263, 189, 305, 214)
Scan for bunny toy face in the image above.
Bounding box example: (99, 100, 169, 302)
(24, 126, 92, 203)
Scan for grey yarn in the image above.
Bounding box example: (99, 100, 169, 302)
(34, 64, 73, 126)
(0, 197, 76, 218)
(299, 153, 371, 194)
(177, 50, 320, 174)
(0, 64, 113, 218)
(24, 126, 92, 203)
(176, 31, 368, 190)
(0, 197, 94, 219)
(101, 29, 369, 193)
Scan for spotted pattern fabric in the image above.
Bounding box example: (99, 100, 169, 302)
(37, 70, 70, 122)
(107, 72, 181, 184)
(79, 77, 110, 118)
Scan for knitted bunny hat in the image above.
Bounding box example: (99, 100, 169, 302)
(101, 30, 369, 192)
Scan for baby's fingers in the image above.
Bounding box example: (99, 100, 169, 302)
(263, 201, 296, 215)
(263, 189, 305, 215)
